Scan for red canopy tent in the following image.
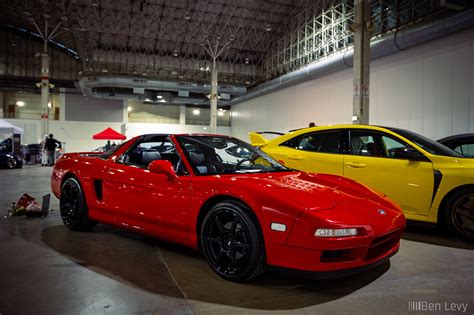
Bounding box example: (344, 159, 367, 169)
(92, 127, 126, 140)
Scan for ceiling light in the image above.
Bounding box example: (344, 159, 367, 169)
(48, 102, 52, 108)
(127, 106, 132, 112)
(157, 95, 163, 99)
(16, 101, 25, 107)
(192, 109, 200, 115)
(218, 111, 224, 117)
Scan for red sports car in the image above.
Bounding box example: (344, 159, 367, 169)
(51, 134, 405, 282)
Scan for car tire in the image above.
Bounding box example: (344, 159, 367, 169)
(60, 177, 97, 231)
(445, 187, 474, 243)
(200, 201, 266, 282)
(5, 157, 17, 169)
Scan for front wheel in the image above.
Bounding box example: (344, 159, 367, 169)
(445, 188, 474, 243)
(60, 177, 96, 231)
(5, 157, 17, 169)
(200, 201, 266, 282)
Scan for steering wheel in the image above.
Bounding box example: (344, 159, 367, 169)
(233, 155, 258, 170)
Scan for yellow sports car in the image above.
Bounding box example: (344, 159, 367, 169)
(250, 125, 474, 242)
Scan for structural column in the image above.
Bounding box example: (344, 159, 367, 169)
(30, 15, 64, 136)
(41, 52, 50, 136)
(121, 100, 129, 136)
(179, 105, 186, 125)
(59, 87, 66, 121)
(352, 0, 371, 125)
(210, 58, 218, 134)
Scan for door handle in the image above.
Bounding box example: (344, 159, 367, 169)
(287, 155, 303, 161)
(345, 162, 366, 168)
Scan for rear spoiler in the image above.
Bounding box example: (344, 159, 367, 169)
(248, 131, 285, 147)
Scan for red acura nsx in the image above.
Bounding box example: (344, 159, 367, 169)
(51, 134, 405, 281)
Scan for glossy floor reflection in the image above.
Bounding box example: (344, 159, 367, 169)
(1, 166, 473, 314)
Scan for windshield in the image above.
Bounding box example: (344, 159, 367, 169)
(389, 128, 462, 158)
(98, 142, 126, 159)
(176, 135, 289, 175)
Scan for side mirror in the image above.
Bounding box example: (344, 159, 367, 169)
(393, 147, 426, 161)
(148, 160, 178, 180)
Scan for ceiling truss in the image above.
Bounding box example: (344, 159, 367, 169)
(0, 0, 464, 87)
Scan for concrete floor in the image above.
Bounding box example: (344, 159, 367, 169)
(1, 166, 473, 314)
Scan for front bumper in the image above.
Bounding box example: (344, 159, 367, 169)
(266, 227, 404, 272)
(271, 247, 398, 279)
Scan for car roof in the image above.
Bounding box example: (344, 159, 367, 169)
(438, 133, 474, 142)
(286, 124, 392, 133)
(140, 133, 232, 138)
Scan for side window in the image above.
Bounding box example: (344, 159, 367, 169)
(455, 144, 474, 157)
(350, 130, 413, 159)
(381, 136, 411, 159)
(349, 130, 386, 157)
(123, 136, 188, 175)
(281, 131, 341, 154)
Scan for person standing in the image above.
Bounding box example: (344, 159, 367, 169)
(41, 135, 48, 166)
(45, 134, 61, 166)
(104, 140, 111, 151)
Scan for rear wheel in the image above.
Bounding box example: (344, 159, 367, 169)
(60, 177, 96, 231)
(201, 201, 266, 282)
(5, 157, 17, 169)
(445, 188, 474, 243)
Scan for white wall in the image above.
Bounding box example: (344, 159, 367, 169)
(2, 118, 40, 145)
(3, 118, 124, 152)
(126, 123, 230, 138)
(49, 121, 124, 152)
(4, 118, 231, 152)
(231, 28, 474, 141)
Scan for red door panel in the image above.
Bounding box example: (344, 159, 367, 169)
(102, 162, 192, 240)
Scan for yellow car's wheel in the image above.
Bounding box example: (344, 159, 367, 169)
(445, 187, 474, 243)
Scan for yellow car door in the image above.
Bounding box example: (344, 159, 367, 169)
(343, 129, 435, 216)
(265, 129, 344, 175)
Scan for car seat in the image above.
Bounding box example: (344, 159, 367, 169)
(141, 150, 162, 166)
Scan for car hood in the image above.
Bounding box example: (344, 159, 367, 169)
(228, 171, 397, 211)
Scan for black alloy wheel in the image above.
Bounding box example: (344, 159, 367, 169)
(6, 157, 17, 169)
(60, 177, 96, 231)
(201, 201, 266, 282)
(445, 188, 474, 243)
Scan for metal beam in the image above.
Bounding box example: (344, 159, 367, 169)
(352, 0, 371, 125)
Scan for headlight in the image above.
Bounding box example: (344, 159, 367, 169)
(314, 228, 358, 237)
